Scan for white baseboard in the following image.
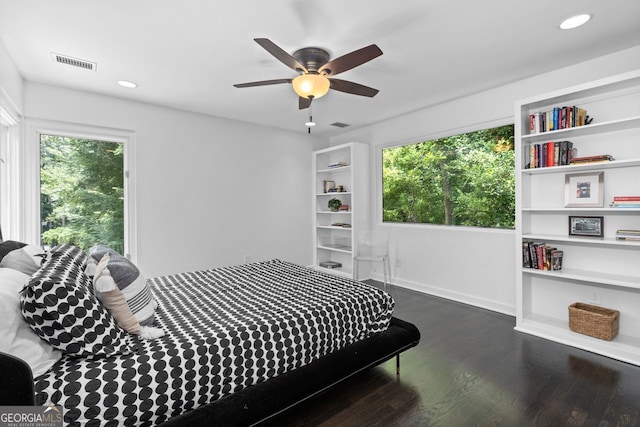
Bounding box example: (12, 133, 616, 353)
(367, 272, 515, 316)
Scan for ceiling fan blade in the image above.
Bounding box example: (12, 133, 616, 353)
(329, 79, 379, 97)
(299, 96, 312, 110)
(254, 38, 307, 72)
(319, 44, 382, 76)
(233, 78, 292, 88)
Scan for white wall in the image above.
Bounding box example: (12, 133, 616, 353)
(0, 39, 23, 113)
(23, 82, 322, 278)
(330, 45, 640, 315)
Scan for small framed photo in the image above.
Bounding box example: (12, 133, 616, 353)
(569, 216, 604, 237)
(323, 180, 335, 193)
(564, 171, 604, 207)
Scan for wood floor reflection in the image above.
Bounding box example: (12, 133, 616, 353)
(268, 283, 640, 426)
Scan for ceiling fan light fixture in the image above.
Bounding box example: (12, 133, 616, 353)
(292, 74, 330, 99)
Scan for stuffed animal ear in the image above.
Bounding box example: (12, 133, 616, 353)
(94, 268, 117, 292)
(85, 257, 97, 277)
(93, 253, 111, 280)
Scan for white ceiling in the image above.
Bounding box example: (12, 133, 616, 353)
(1, 1, 639, 137)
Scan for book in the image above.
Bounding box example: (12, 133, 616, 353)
(550, 250, 563, 271)
(546, 142, 555, 167)
(610, 203, 640, 208)
(616, 229, 640, 241)
(610, 197, 640, 208)
(616, 229, 640, 239)
(570, 154, 614, 165)
(613, 196, 640, 201)
(522, 241, 531, 268)
(523, 241, 563, 271)
(616, 229, 640, 234)
(529, 105, 589, 134)
(560, 141, 569, 165)
(611, 200, 640, 205)
(327, 161, 348, 168)
(319, 261, 342, 269)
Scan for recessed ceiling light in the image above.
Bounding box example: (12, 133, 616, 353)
(559, 14, 591, 30)
(117, 80, 137, 88)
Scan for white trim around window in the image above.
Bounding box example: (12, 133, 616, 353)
(0, 104, 21, 240)
(23, 118, 138, 262)
(374, 116, 513, 227)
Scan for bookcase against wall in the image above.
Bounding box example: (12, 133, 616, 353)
(514, 70, 640, 366)
(312, 142, 369, 278)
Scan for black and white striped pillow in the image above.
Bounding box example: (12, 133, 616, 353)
(20, 244, 131, 357)
(89, 244, 157, 326)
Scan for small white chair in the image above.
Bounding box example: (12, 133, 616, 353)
(353, 231, 390, 288)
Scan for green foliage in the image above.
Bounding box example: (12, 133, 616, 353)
(40, 135, 124, 252)
(383, 124, 515, 228)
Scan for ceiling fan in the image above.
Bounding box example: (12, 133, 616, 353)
(234, 38, 383, 109)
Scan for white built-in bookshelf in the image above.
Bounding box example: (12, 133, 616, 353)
(312, 142, 369, 278)
(514, 70, 640, 365)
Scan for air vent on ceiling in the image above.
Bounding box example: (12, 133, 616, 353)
(51, 52, 97, 71)
(330, 122, 351, 128)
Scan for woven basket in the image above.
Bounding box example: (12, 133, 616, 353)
(568, 302, 619, 341)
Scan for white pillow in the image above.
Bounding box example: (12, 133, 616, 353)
(0, 244, 45, 275)
(0, 267, 62, 377)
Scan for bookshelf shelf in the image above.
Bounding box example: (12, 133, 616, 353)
(522, 158, 640, 174)
(316, 165, 352, 174)
(521, 115, 640, 144)
(522, 267, 640, 290)
(515, 70, 640, 366)
(316, 192, 353, 196)
(317, 244, 353, 254)
(523, 207, 640, 214)
(522, 233, 640, 247)
(515, 316, 640, 366)
(313, 143, 369, 279)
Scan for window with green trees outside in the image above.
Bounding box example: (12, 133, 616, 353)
(40, 134, 125, 252)
(382, 124, 515, 229)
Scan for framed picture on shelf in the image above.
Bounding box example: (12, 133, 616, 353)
(564, 171, 604, 207)
(323, 180, 335, 193)
(569, 216, 604, 237)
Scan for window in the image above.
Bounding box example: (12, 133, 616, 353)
(19, 120, 137, 260)
(382, 124, 515, 228)
(40, 134, 125, 252)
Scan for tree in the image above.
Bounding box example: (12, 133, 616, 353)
(382, 124, 515, 228)
(40, 135, 124, 251)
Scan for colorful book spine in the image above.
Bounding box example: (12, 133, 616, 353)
(615, 229, 640, 240)
(529, 106, 588, 134)
(610, 196, 640, 209)
(522, 241, 562, 271)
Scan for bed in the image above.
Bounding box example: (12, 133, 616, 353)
(0, 243, 420, 426)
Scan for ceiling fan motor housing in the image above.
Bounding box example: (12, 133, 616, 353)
(293, 47, 331, 74)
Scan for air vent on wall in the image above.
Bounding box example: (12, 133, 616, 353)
(51, 52, 97, 71)
(330, 122, 351, 128)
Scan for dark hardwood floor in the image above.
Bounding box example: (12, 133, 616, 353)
(267, 282, 640, 426)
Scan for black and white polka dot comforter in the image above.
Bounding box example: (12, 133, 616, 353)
(34, 259, 394, 426)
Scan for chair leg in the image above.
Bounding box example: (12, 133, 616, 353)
(353, 256, 358, 281)
(382, 257, 389, 290)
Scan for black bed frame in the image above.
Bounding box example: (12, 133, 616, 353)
(0, 317, 420, 426)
